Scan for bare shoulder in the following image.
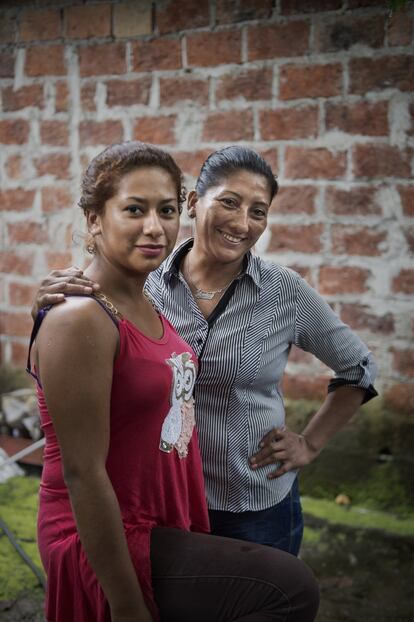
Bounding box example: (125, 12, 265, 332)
(37, 296, 118, 352)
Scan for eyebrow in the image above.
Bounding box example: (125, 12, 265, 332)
(126, 196, 177, 203)
(218, 191, 269, 207)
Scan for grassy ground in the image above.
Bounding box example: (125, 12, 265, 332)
(1, 475, 413, 621)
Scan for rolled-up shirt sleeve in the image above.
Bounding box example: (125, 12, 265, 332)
(293, 275, 378, 404)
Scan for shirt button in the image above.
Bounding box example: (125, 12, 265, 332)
(197, 338, 203, 345)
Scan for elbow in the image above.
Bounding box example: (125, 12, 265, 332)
(62, 461, 107, 492)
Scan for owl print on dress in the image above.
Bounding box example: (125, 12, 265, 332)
(159, 352, 197, 458)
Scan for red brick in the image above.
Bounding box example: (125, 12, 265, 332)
(318, 265, 370, 295)
(326, 101, 388, 136)
(132, 38, 181, 71)
(0, 50, 15, 78)
(65, 4, 111, 39)
(260, 106, 318, 140)
(157, 0, 210, 34)
(42, 186, 72, 213)
(216, 67, 272, 102)
(285, 147, 346, 179)
(113, 2, 152, 38)
(81, 82, 96, 111)
(392, 348, 414, 377)
(106, 78, 151, 107)
(79, 120, 124, 146)
(384, 383, 414, 415)
(133, 115, 177, 144)
(20, 8, 61, 41)
(79, 43, 126, 77)
(202, 110, 254, 142)
(173, 149, 212, 178)
(398, 185, 414, 216)
(46, 250, 73, 271)
(25, 44, 65, 76)
(332, 225, 387, 256)
(387, 10, 413, 46)
(326, 186, 382, 215)
(350, 56, 414, 94)
(4, 154, 24, 180)
(267, 224, 323, 253)
(159, 76, 209, 107)
(187, 30, 242, 67)
(0, 312, 32, 337)
(10, 341, 30, 368)
(55, 81, 69, 112)
(216, 0, 273, 24)
(340, 304, 394, 334)
(353, 144, 412, 179)
(270, 186, 317, 214)
(8, 221, 48, 245)
(40, 120, 69, 146)
(393, 269, 414, 294)
(404, 227, 414, 254)
(0, 251, 34, 276)
(9, 282, 38, 307)
(288, 264, 313, 283)
(280, 63, 342, 100)
(2, 84, 43, 111)
(282, 374, 329, 401)
(0, 188, 35, 212)
(34, 154, 71, 179)
(259, 148, 279, 172)
(0, 12, 17, 44)
(410, 102, 414, 136)
(248, 21, 310, 61)
(315, 15, 385, 52)
(0, 119, 30, 144)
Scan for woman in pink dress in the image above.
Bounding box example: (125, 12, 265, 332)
(28, 141, 319, 622)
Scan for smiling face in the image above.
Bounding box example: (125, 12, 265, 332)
(188, 170, 272, 266)
(88, 166, 180, 276)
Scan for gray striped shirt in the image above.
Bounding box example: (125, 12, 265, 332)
(146, 239, 377, 512)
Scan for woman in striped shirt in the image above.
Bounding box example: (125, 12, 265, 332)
(32, 145, 377, 557)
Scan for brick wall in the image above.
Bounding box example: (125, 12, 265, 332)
(0, 0, 413, 413)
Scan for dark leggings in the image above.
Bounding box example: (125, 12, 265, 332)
(150, 527, 319, 622)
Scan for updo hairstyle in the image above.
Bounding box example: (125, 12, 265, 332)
(195, 146, 278, 202)
(79, 141, 186, 215)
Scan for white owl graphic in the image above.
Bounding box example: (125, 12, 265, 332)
(159, 352, 197, 458)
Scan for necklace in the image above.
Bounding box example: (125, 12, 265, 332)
(184, 256, 240, 300)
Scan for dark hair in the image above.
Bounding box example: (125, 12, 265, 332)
(79, 141, 186, 215)
(195, 146, 278, 202)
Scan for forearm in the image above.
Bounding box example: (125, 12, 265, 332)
(66, 468, 145, 615)
(301, 385, 365, 454)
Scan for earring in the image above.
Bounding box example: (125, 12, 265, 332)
(86, 233, 96, 255)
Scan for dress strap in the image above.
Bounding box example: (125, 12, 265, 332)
(26, 294, 121, 385)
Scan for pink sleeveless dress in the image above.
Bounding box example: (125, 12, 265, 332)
(30, 301, 210, 621)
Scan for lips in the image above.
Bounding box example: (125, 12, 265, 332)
(135, 245, 165, 257)
(219, 230, 246, 244)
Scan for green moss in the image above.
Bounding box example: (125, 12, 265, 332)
(302, 496, 414, 537)
(0, 476, 44, 600)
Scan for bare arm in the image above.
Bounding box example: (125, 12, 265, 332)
(250, 385, 365, 478)
(31, 267, 100, 320)
(36, 299, 152, 621)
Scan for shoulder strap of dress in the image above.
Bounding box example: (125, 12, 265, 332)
(26, 293, 121, 384)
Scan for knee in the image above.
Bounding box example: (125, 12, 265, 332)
(291, 559, 320, 621)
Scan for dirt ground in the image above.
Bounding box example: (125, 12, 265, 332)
(1, 514, 413, 622)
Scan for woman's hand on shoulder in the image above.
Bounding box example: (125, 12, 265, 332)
(31, 266, 100, 320)
(249, 427, 320, 479)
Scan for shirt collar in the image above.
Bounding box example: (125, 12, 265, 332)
(162, 238, 262, 289)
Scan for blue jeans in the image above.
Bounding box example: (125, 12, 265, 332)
(208, 478, 304, 556)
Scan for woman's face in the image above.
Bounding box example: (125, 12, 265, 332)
(189, 170, 271, 265)
(89, 166, 180, 276)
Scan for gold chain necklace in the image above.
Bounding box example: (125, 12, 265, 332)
(184, 255, 240, 301)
